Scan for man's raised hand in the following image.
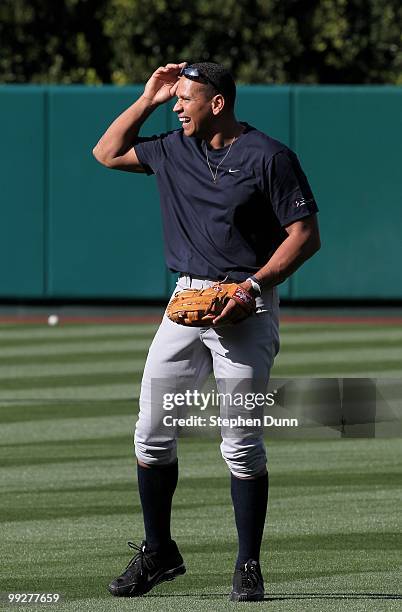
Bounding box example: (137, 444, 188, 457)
(143, 62, 187, 105)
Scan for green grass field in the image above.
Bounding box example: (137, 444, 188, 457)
(1, 320, 401, 611)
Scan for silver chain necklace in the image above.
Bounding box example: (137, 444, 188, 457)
(203, 136, 236, 183)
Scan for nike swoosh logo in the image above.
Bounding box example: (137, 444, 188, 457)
(228, 169, 240, 173)
(147, 570, 161, 582)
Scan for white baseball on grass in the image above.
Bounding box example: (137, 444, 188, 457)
(48, 314, 59, 326)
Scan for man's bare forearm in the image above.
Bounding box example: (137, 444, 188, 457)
(93, 63, 185, 168)
(93, 95, 159, 162)
(247, 217, 321, 291)
(255, 235, 319, 289)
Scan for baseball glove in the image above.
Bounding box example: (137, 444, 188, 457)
(166, 283, 256, 327)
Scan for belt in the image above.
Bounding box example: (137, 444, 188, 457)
(179, 273, 230, 283)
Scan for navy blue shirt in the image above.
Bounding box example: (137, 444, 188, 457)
(134, 123, 318, 282)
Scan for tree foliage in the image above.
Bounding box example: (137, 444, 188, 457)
(1, 0, 401, 84)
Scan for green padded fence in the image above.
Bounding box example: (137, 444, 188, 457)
(0, 85, 401, 300)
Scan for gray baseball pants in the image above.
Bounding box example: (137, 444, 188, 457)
(134, 275, 280, 478)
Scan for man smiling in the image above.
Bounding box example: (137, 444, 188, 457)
(93, 61, 320, 601)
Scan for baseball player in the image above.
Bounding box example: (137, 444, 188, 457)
(93, 61, 320, 601)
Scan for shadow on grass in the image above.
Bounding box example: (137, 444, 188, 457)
(145, 591, 402, 601)
(265, 592, 402, 602)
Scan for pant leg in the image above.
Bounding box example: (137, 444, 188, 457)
(201, 287, 280, 478)
(135, 293, 213, 466)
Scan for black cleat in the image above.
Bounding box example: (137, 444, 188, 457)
(108, 540, 186, 597)
(230, 559, 265, 602)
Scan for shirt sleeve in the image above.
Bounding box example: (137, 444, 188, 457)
(133, 132, 171, 175)
(265, 149, 319, 226)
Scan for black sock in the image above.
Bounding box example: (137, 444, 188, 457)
(137, 461, 178, 552)
(230, 471, 268, 569)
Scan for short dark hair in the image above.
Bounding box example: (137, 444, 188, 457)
(186, 62, 236, 109)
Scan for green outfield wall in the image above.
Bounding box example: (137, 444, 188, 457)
(0, 85, 401, 301)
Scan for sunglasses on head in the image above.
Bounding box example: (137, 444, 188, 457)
(179, 66, 219, 91)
